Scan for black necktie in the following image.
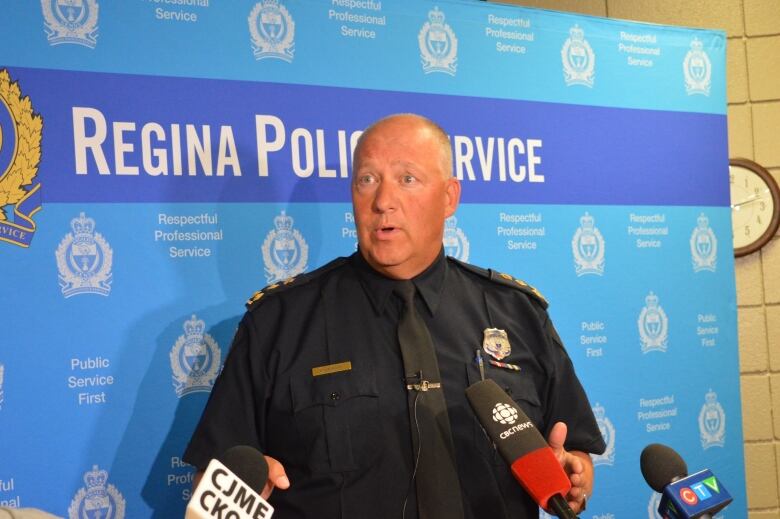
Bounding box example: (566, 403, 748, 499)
(395, 281, 464, 519)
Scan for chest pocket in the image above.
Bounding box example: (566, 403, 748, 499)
(465, 362, 544, 465)
(290, 369, 380, 473)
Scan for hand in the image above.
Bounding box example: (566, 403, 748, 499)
(547, 421, 592, 514)
(261, 455, 290, 499)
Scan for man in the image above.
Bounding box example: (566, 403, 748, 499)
(184, 114, 605, 518)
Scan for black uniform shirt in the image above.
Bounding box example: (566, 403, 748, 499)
(183, 250, 606, 518)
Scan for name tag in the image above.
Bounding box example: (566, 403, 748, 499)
(311, 361, 352, 377)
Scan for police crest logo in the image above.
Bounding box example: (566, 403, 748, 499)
(591, 403, 615, 466)
(248, 0, 295, 62)
(561, 25, 595, 87)
(483, 328, 511, 361)
(41, 0, 99, 48)
(261, 210, 308, 283)
(55, 212, 113, 297)
(572, 212, 605, 276)
(684, 38, 711, 96)
(638, 291, 668, 353)
(418, 7, 458, 76)
(699, 389, 726, 449)
(690, 213, 717, 273)
(170, 314, 222, 398)
(68, 465, 126, 519)
(0, 70, 43, 248)
(443, 216, 469, 262)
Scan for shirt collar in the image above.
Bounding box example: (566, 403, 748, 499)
(350, 249, 447, 317)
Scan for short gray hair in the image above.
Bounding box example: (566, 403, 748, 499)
(354, 113, 453, 179)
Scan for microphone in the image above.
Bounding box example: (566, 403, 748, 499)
(465, 379, 578, 519)
(185, 445, 275, 519)
(640, 443, 732, 519)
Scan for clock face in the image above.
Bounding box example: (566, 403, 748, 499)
(729, 160, 779, 255)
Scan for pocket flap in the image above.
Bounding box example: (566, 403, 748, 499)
(290, 369, 378, 412)
(465, 361, 541, 408)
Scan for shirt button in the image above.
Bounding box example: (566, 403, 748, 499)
(330, 391, 340, 401)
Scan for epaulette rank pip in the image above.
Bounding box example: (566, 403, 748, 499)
(490, 270, 548, 309)
(244, 256, 351, 310)
(245, 276, 297, 308)
(449, 257, 548, 309)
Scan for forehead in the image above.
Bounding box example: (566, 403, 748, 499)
(356, 120, 438, 162)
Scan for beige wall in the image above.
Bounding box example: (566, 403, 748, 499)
(494, 0, 780, 516)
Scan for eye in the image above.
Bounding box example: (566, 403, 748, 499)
(357, 174, 377, 186)
(401, 174, 417, 185)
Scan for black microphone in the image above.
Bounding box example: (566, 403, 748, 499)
(640, 443, 732, 519)
(640, 443, 688, 490)
(186, 445, 274, 519)
(465, 379, 578, 519)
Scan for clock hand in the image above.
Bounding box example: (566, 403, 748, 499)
(732, 188, 770, 209)
(732, 198, 761, 209)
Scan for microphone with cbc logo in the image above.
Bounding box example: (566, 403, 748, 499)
(465, 379, 577, 519)
(640, 443, 732, 519)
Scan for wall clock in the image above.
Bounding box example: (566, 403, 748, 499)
(730, 158, 780, 257)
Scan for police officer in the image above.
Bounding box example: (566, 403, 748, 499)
(184, 114, 605, 518)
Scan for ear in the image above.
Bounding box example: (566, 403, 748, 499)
(443, 177, 461, 218)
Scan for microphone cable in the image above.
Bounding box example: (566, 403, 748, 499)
(401, 386, 423, 519)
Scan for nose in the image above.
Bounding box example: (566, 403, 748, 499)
(372, 179, 397, 213)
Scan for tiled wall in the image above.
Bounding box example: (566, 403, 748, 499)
(496, 1, 780, 516)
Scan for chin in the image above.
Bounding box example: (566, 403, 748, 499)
(361, 249, 405, 272)
(369, 253, 406, 270)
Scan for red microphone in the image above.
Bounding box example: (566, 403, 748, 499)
(465, 379, 577, 519)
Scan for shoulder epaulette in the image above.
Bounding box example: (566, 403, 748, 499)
(448, 257, 548, 309)
(245, 257, 350, 309)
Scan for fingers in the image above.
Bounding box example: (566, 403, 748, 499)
(563, 451, 594, 514)
(559, 479, 586, 513)
(566, 484, 585, 500)
(568, 490, 588, 513)
(568, 468, 583, 487)
(261, 455, 290, 499)
(566, 452, 584, 475)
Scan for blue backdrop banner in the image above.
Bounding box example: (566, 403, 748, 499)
(0, 1, 742, 518)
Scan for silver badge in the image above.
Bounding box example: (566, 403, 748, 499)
(483, 328, 511, 361)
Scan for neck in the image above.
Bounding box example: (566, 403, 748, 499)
(358, 248, 443, 280)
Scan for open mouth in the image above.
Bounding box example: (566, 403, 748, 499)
(376, 225, 398, 237)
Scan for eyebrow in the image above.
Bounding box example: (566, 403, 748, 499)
(355, 159, 424, 171)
